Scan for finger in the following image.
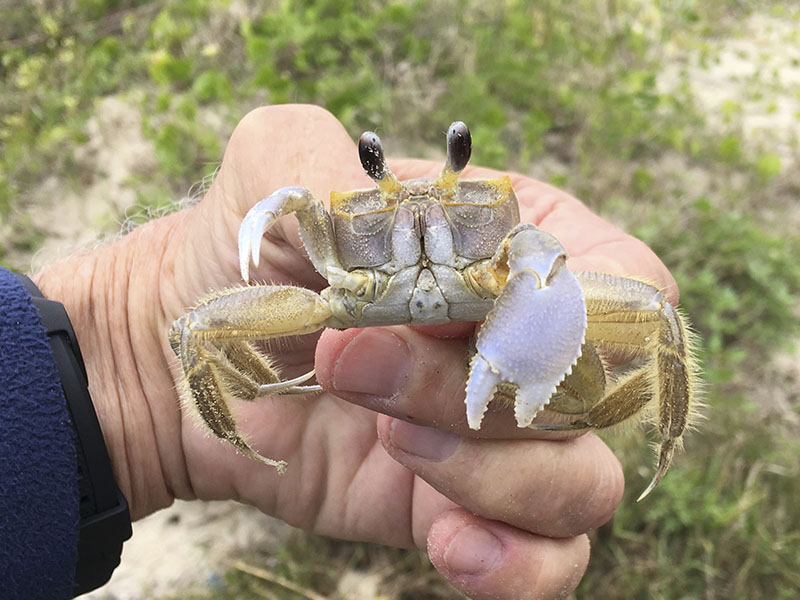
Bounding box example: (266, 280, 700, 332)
(316, 325, 591, 439)
(217, 104, 372, 216)
(428, 509, 590, 600)
(538, 200, 679, 304)
(378, 416, 623, 538)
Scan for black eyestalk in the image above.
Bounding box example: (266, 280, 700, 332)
(446, 121, 472, 173)
(358, 131, 402, 195)
(436, 121, 471, 190)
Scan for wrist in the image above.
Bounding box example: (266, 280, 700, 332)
(33, 214, 191, 519)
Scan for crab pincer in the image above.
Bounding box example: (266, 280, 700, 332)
(238, 186, 339, 282)
(465, 224, 588, 429)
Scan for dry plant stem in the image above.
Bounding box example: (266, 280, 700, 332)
(253, 588, 282, 600)
(32, 213, 192, 520)
(231, 560, 328, 600)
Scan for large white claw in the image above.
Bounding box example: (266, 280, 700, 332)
(465, 242, 587, 429)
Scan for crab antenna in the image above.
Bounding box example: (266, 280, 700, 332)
(437, 121, 472, 189)
(358, 131, 403, 197)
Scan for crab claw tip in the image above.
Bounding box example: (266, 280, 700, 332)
(513, 383, 557, 427)
(465, 353, 499, 430)
(250, 213, 271, 267)
(238, 230, 251, 282)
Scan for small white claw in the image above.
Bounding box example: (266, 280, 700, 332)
(238, 203, 278, 281)
(238, 187, 311, 282)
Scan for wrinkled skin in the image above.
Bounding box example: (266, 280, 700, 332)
(34, 105, 682, 599)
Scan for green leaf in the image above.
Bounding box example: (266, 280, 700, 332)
(148, 50, 192, 85)
(192, 70, 233, 103)
(717, 135, 742, 163)
(755, 153, 782, 181)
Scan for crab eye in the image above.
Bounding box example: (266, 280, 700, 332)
(357, 131, 404, 198)
(447, 121, 471, 173)
(358, 131, 388, 181)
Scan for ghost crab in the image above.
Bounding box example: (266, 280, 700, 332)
(171, 121, 699, 500)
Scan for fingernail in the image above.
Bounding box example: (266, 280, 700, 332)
(389, 419, 460, 461)
(444, 525, 503, 575)
(333, 329, 410, 397)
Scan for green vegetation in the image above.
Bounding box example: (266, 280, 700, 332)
(3, 1, 799, 598)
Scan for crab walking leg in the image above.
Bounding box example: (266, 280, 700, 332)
(215, 339, 318, 396)
(578, 272, 699, 500)
(465, 224, 587, 429)
(171, 284, 333, 469)
(239, 186, 341, 282)
(175, 332, 290, 471)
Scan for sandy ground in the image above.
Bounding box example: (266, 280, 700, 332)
(85, 501, 291, 600)
(21, 97, 156, 272)
(660, 12, 800, 163)
(17, 8, 795, 599)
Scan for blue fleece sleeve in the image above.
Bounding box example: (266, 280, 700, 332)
(0, 267, 79, 599)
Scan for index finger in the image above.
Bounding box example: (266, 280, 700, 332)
(316, 325, 583, 439)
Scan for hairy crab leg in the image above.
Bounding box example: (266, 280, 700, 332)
(465, 223, 587, 429)
(579, 272, 699, 500)
(529, 273, 700, 500)
(170, 284, 334, 469)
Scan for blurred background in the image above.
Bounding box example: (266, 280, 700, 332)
(2, 0, 799, 598)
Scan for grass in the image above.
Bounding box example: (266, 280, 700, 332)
(184, 537, 460, 600)
(3, 0, 800, 598)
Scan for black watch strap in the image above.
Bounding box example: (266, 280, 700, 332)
(15, 274, 132, 596)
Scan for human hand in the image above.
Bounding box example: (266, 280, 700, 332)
(34, 104, 676, 599)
